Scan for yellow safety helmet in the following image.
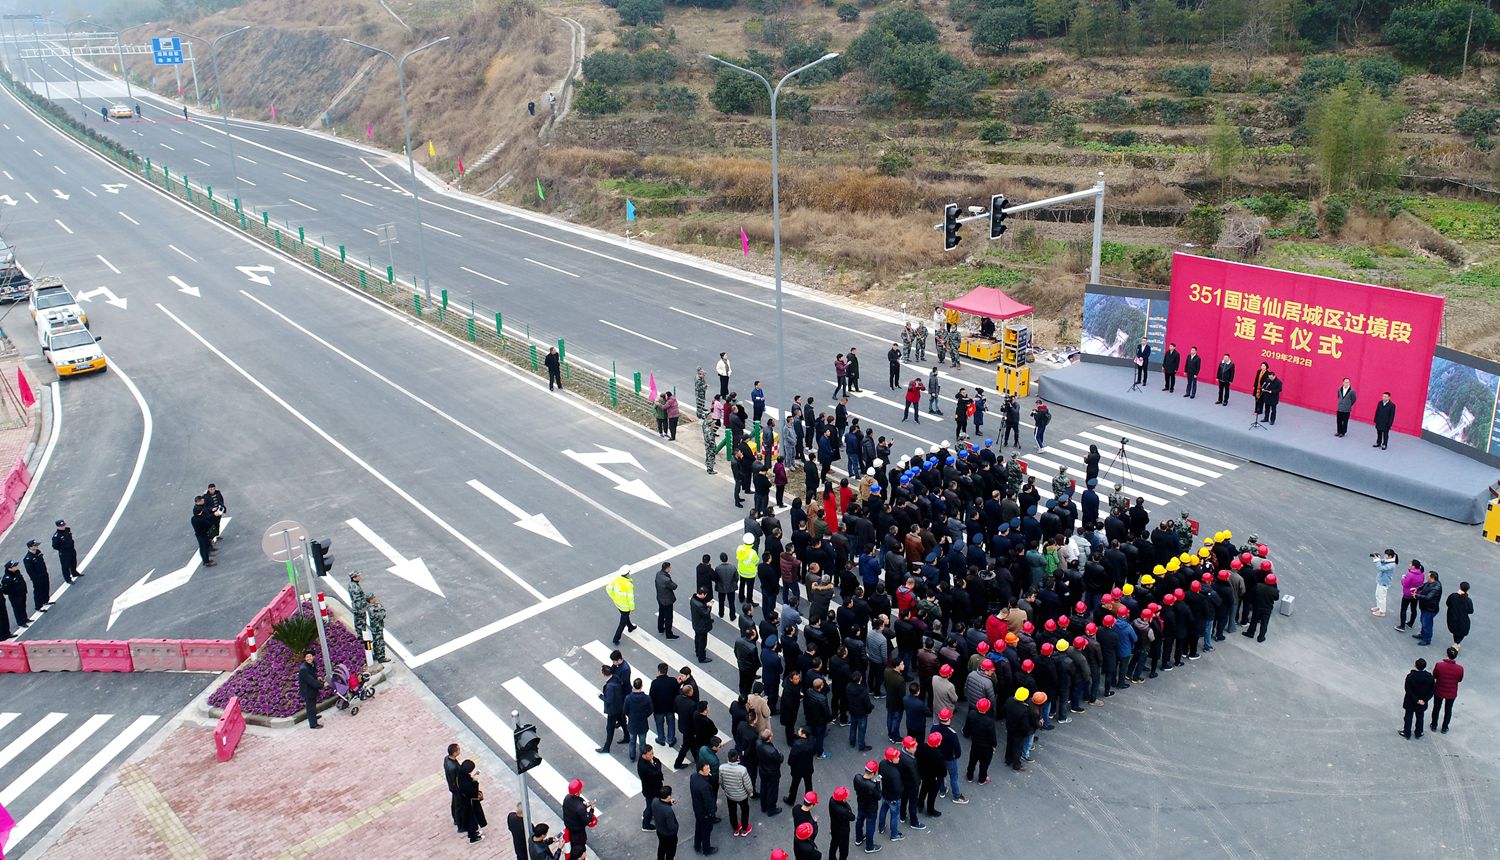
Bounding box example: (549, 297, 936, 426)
(1014, 687, 1030, 702)
(1166, 559, 1181, 572)
(1140, 575, 1155, 586)
(1122, 583, 1135, 595)
(1153, 565, 1165, 576)
(1199, 547, 1212, 558)
(1057, 640, 1070, 652)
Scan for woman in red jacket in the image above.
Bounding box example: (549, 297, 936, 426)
(903, 378, 926, 423)
(1431, 647, 1464, 734)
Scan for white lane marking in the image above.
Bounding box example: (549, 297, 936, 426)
(96, 254, 121, 275)
(0, 714, 66, 771)
(238, 290, 670, 553)
(0, 714, 112, 805)
(2, 715, 157, 852)
(54, 219, 73, 235)
(1095, 424, 1240, 470)
(240, 178, 257, 187)
(52, 165, 65, 175)
(422, 222, 461, 238)
(118, 211, 139, 226)
(362, 228, 378, 236)
(77, 361, 153, 575)
(340, 192, 373, 207)
(159, 142, 174, 151)
(524, 257, 579, 278)
(168, 244, 198, 263)
(456, 698, 570, 801)
(200, 139, 216, 148)
(1, 170, 11, 180)
(408, 520, 741, 669)
(84, 188, 97, 197)
(668, 306, 753, 337)
(30, 147, 41, 156)
(288, 198, 317, 212)
(1053, 438, 1206, 487)
(598, 319, 676, 350)
(0, 714, 13, 732)
(359, 156, 408, 192)
(193, 158, 211, 167)
(459, 266, 507, 287)
(282, 171, 307, 182)
(171, 127, 185, 135)
(159, 302, 548, 601)
(191, 118, 349, 177)
(1074, 431, 1224, 478)
(501, 678, 640, 796)
(25, 193, 37, 204)
(0, 384, 60, 547)
(238, 155, 257, 164)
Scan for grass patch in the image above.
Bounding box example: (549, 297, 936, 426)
(974, 266, 1029, 287)
(1078, 141, 1198, 154)
(600, 177, 707, 199)
(1449, 262, 1500, 293)
(1405, 197, 1500, 241)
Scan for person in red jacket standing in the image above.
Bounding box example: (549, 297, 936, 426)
(1430, 648, 1465, 734)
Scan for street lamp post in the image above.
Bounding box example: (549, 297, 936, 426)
(28, 18, 50, 99)
(343, 36, 450, 303)
(705, 51, 839, 419)
(65, 18, 90, 102)
(170, 25, 251, 209)
(83, 19, 134, 102)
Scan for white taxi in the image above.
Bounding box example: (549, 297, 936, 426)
(42, 322, 106, 377)
(108, 103, 134, 119)
(29, 282, 87, 343)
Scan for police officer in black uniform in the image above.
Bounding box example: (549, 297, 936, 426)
(52, 519, 80, 583)
(23, 540, 51, 610)
(191, 497, 217, 567)
(1, 560, 27, 631)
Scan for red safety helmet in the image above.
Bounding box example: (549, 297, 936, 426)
(976, 697, 992, 713)
(1173, 588, 1185, 599)
(980, 659, 995, 671)
(938, 664, 953, 678)
(1190, 581, 1202, 592)
(1073, 636, 1088, 649)
(568, 779, 584, 796)
(976, 641, 990, 654)
(1265, 573, 1278, 585)
(1075, 601, 1088, 613)
(1102, 614, 1117, 627)
(1163, 594, 1176, 605)
(927, 732, 943, 747)
(1230, 559, 1243, 570)
(1260, 560, 1273, 571)
(833, 786, 849, 802)
(1256, 543, 1269, 557)
(797, 822, 815, 840)
(1085, 622, 1098, 635)
(1218, 570, 1231, 580)
(1044, 619, 1057, 631)
(886, 746, 902, 761)
(804, 791, 818, 805)
(938, 708, 953, 721)
(1021, 621, 1034, 634)
(1040, 642, 1054, 655)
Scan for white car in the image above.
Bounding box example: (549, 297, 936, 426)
(29, 282, 87, 343)
(108, 103, 134, 119)
(42, 323, 106, 377)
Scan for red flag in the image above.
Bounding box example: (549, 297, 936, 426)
(458, 158, 465, 176)
(16, 368, 34, 408)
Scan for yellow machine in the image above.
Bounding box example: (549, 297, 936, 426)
(1483, 500, 1500, 543)
(996, 364, 1030, 397)
(994, 322, 1032, 396)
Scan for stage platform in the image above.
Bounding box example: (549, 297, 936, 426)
(1040, 362, 1498, 524)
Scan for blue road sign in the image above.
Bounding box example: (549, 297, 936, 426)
(151, 36, 183, 65)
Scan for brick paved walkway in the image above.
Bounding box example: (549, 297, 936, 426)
(40, 674, 525, 860)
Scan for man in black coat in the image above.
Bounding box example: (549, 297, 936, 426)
(1373, 392, 1396, 450)
(638, 746, 665, 830)
(690, 762, 718, 854)
(1242, 573, 1280, 643)
(651, 787, 680, 859)
(22, 541, 51, 610)
(887, 344, 902, 390)
(1182, 347, 1201, 399)
(52, 520, 80, 583)
(1134, 337, 1151, 386)
(298, 651, 324, 729)
(690, 589, 715, 664)
(846, 348, 861, 393)
(1260, 372, 1283, 425)
(544, 346, 563, 390)
(205, 483, 226, 543)
(1160, 342, 1181, 392)
(444, 743, 463, 834)
(656, 563, 680, 639)
(1400, 658, 1435, 739)
(2, 560, 27, 631)
(755, 729, 784, 816)
(191, 499, 216, 567)
(1215, 353, 1235, 405)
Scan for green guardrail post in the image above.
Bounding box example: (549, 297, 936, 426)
(313, 247, 321, 267)
(386, 266, 394, 285)
(557, 340, 566, 367)
(360, 269, 367, 289)
(441, 289, 449, 311)
(495, 313, 503, 338)
(610, 362, 618, 407)
(413, 294, 422, 317)
(633, 371, 642, 395)
(145, 157, 151, 175)
(234, 197, 242, 213)
(163, 167, 170, 190)
(529, 343, 538, 370)
(339, 245, 346, 263)
(467, 315, 475, 342)
(263, 211, 270, 228)
(298, 226, 305, 245)
(240, 211, 247, 230)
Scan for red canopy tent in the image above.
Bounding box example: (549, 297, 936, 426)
(942, 287, 1034, 320)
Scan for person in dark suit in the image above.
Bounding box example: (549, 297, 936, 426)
(1252, 362, 1270, 416)
(444, 743, 464, 834)
(1160, 343, 1181, 392)
(1373, 392, 1395, 450)
(690, 761, 718, 854)
(1182, 347, 1201, 399)
(1260, 372, 1283, 425)
(298, 651, 324, 729)
(1133, 338, 1151, 386)
(1215, 354, 1235, 405)
(1335, 379, 1357, 437)
(1399, 658, 1435, 739)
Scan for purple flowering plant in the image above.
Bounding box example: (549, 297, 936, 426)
(208, 602, 368, 718)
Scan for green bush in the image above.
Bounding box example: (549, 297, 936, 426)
(970, 7, 1029, 55)
(634, 48, 680, 82)
(1109, 130, 1139, 147)
(1163, 64, 1212, 97)
(576, 82, 628, 114)
(876, 149, 913, 176)
(1384, 2, 1499, 72)
(1239, 193, 1305, 221)
(858, 87, 900, 117)
(1048, 114, 1080, 144)
(582, 51, 636, 85)
(926, 70, 987, 117)
(779, 91, 813, 123)
(847, 7, 940, 68)
(837, 3, 859, 20)
(709, 56, 773, 114)
(1181, 204, 1224, 246)
(979, 119, 1011, 143)
(1296, 55, 1348, 93)
(1323, 196, 1348, 235)
(1155, 98, 1186, 126)
(1357, 55, 1403, 96)
(618, 0, 665, 25)
(1454, 107, 1500, 138)
(1129, 246, 1171, 284)
(1008, 89, 1052, 124)
(1092, 93, 1134, 124)
(652, 85, 699, 114)
(272, 614, 319, 655)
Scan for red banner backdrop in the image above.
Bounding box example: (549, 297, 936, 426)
(1165, 254, 1443, 435)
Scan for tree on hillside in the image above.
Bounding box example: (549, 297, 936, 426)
(1383, 1, 1498, 72)
(618, 0, 666, 25)
(971, 6, 1030, 54)
(1207, 108, 1246, 200)
(1310, 81, 1402, 193)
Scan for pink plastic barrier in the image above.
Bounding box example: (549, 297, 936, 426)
(4, 456, 31, 504)
(182, 639, 241, 672)
(23, 640, 81, 672)
(128, 639, 185, 671)
(77, 639, 134, 672)
(215, 696, 246, 762)
(265, 584, 298, 624)
(0, 641, 29, 673)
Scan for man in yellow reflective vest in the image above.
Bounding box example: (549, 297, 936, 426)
(607, 566, 637, 645)
(735, 533, 759, 609)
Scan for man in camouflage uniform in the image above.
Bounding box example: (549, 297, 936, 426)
(915, 323, 929, 361)
(935, 330, 947, 366)
(1175, 511, 1195, 551)
(695, 368, 709, 420)
(946, 330, 962, 368)
(902, 323, 915, 361)
(1004, 454, 1024, 497)
(1108, 483, 1130, 515)
(348, 571, 370, 639)
(1051, 466, 1071, 500)
(367, 593, 389, 663)
(703, 418, 721, 475)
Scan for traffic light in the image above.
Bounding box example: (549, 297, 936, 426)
(310, 538, 334, 577)
(943, 203, 961, 251)
(515, 723, 543, 773)
(989, 194, 1009, 240)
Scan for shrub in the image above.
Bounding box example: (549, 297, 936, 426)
(858, 87, 900, 117)
(759, 17, 794, 46)
(1323, 196, 1348, 235)
(876, 149, 913, 176)
(837, 2, 859, 20)
(272, 614, 319, 654)
(1181, 204, 1224, 246)
(1048, 114, 1080, 144)
(1163, 64, 1212, 97)
(1108, 130, 1138, 147)
(1384, 2, 1499, 72)
(634, 48, 680, 82)
(652, 84, 699, 114)
(847, 8, 940, 67)
(1009, 88, 1052, 124)
(1240, 193, 1304, 220)
(582, 51, 636, 85)
(1357, 54, 1403, 96)
(710, 60, 771, 114)
(1156, 98, 1186, 126)
(618, 0, 665, 25)
(970, 7, 1029, 55)
(979, 119, 1011, 143)
(1129, 246, 1171, 284)
(779, 91, 813, 123)
(1092, 93, 1134, 124)
(1454, 107, 1500, 138)
(576, 82, 627, 114)
(1296, 55, 1348, 93)
(926, 70, 987, 117)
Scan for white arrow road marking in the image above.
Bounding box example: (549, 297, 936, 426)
(0, 195, 15, 207)
(236, 264, 274, 285)
(101, 183, 126, 193)
(169, 275, 200, 297)
(108, 518, 230, 629)
(345, 517, 444, 597)
(51, 188, 69, 200)
(76, 286, 127, 310)
(562, 445, 670, 508)
(466, 479, 571, 546)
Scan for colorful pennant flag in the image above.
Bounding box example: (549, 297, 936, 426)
(626, 199, 636, 222)
(458, 158, 465, 176)
(16, 368, 34, 408)
(270, 104, 277, 119)
(536, 179, 546, 201)
(740, 228, 749, 256)
(366, 122, 373, 139)
(647, 372, 658, 402)
(427, 140, 435, 157)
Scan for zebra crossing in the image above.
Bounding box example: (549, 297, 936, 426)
(0, 711, 160, 855)
(1022, 422, 1241, 508)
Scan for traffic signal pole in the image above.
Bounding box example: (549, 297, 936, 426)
(513, 710, 535, 850)
(935, 172, 1108, 283)
(301, 536, 332, 671)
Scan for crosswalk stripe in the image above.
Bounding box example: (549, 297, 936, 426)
(1053, 439, 1206, 487)
(1074, 431, 1225, 478)
(623, 628, 737, 707)
(1025, 451, 1185, 499)
(822, 381, 933, 446)
(0, 714, 17, 734)
(545, 658, 607, 716)
(1021, 455, 1172, 507)
(0, 713, 66, 771)
(456, 697, 570, 801)
(671, 613, 735, 661)
(1096, 424, 1239, 470)
(2, 715, 157, 853)
(579, 642, 679, 770)
(0, 714, 112, 805)
(501, 678, 640, 797)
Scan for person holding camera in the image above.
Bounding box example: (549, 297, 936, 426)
(1030, 401, 1051, 451)
(1370, 549, 1397, 618)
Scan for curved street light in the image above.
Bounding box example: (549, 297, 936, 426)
(342, 36, 451, 303)
(170, 25, 252, 208)
(704, 51, 839, 419)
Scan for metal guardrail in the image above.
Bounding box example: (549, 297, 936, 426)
(0, 67, 666, 427)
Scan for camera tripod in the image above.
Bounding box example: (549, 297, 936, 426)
(1102, 436, 1135, 485)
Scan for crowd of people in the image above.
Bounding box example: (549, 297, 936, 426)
(591, 430, 1285, 859)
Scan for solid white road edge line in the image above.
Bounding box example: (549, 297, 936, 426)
(77, 361, 151, 574)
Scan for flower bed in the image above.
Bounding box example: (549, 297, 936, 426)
(207, 603, 368, 719)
